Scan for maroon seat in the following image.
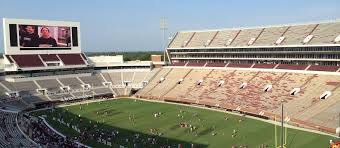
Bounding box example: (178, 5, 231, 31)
(227, 63, 252, 68)
(307, 65, 339, 72)
(40, 54, 60, 61)
(276, 64, 308, 70)
(170, 62, 186, 66)
(58, 54, 86, 65)
(205, 63, 226, 67)
(253, 64, 276, 69)
(186, 62, 206, 67)
(11, 55, 44, 68)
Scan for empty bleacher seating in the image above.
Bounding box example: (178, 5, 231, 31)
(253, 64, 277, 69)
(122, 72, 134, 82)
(36, 79, 61, 93)
(108, 72, 123, 86)
(1, 81, 38, 93)
(209, 30, 240, 47)
(308, 22, 340, 44)
(230, 28, 263, 46)
(186, 62, 206, 67)
(79, 75, 104, 87)
(205, 62, 226, 67)
(280, 24, 316, 45)
(94, 88, 112, 95)
(276, 64, 308, 70)
(168, 32, 195, 48)
(58, 54, 86, 65)
(39, 54, 60, 62)
(139, 67, 340, 132)
(253, 26, 289, 46)
(170, 62, 186, 66)
(186, 31, 216, 47)
(58, 78, 82, 90)
(144, 68, 191, 97)
(307, 65, 339, 72)
(136, 68, 172, 96)
(227, 63, 253, 68)
(11, 55, 44, 68)
(132, 72, 148, 84)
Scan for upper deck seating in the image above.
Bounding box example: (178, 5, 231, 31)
(168, 32, 195, 48)
(280, 24, 316, 45)
(58, 54, 85, 65)
(39, 54, 59, 61)
(11, 55, 44, 68)
(230, 28, 263, 46)
(186, 31, 216, 47)
(253, 26, 289, 46)
(208, 30, 240, 47)
(308, 22, 340, 44)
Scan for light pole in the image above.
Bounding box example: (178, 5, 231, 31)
(160, 17, 168, 62)
(280, 99, 284, 148)
(338, 113, 340, 137)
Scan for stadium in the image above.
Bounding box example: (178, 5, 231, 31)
(1, 6, 340, 148)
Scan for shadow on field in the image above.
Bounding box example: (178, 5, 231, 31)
(46, 107, 208, 148)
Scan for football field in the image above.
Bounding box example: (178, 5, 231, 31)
(31, 98, 333, 148)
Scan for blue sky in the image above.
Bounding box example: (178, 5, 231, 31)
(1, 0, 340, 52)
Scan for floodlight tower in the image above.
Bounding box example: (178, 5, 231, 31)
(160, 17, 168, 63)
(275, 99, 287, 148)
(337, 113, 340, 137)
(280, 99, 284, 148)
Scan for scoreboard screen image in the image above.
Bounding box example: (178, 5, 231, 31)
(3, 18, 81, 54)
(18, 25, 71, 48)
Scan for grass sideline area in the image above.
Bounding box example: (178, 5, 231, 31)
(31, 98, 332, 147)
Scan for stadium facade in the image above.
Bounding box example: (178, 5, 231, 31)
(166, 20, 340, 71)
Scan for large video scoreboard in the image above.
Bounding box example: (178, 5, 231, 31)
(2, 18, 81, 55)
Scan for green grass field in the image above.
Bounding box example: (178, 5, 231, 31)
(31, 98, 333, 148)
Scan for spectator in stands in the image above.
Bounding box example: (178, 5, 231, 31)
(20, 25, 39, 47)
(38, 27, 58, 47)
